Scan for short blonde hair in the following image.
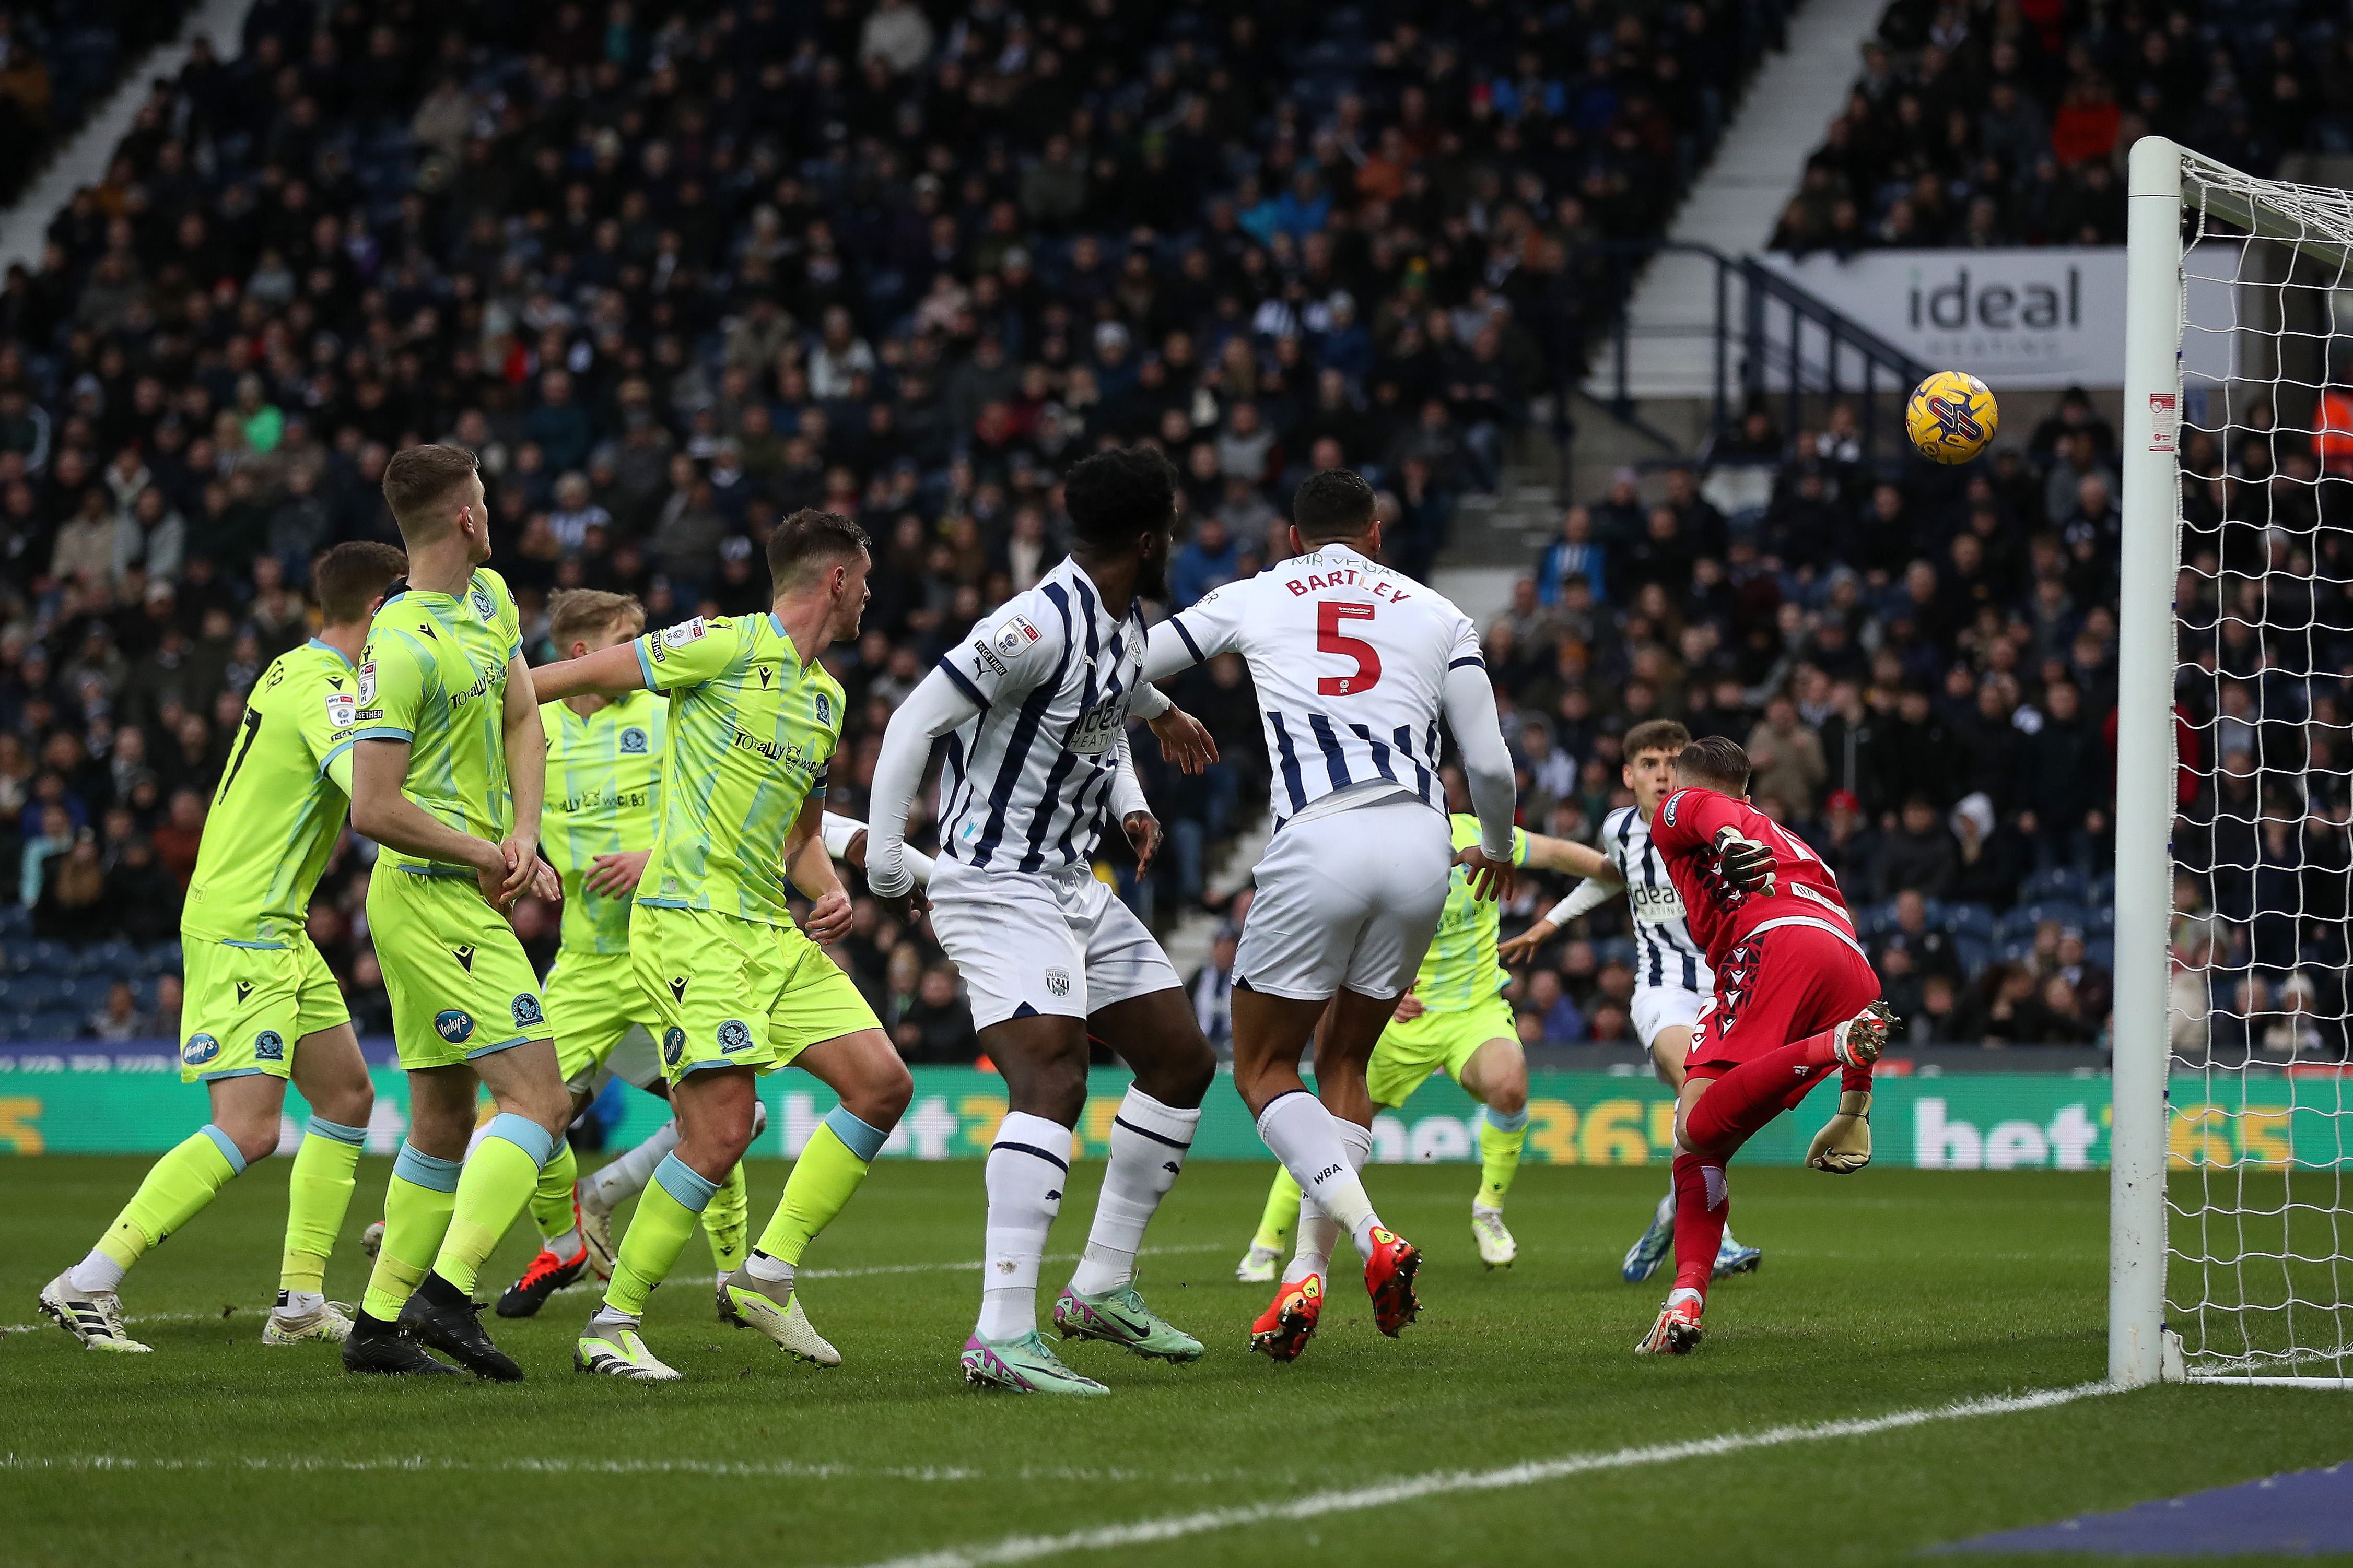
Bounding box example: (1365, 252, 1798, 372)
(548, 589, 646, 651)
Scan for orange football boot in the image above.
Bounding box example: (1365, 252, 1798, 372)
(1250, 1273, 1324, 1362)
(1363, 1227, 1421, 1336)
(1636, 1294, 1705, 1354)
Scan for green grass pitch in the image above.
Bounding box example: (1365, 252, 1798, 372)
(4, 1157, 2349, 1568)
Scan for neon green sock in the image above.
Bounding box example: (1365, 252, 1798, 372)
(530, 1139, 579, 1242)
(96, 1126, 246, 1272)
(1254, 1165, 1302, 1252)
(704, 1160, 749, 1273)
(432, 1114, 553, 1295)
(1477, 1110, 1527, 1210)
(360, 1145, 460, 1319)
(606, 1154, 717, 1317)
(281, 1118, 365, 1294)
(753, 1122, 872, 1267)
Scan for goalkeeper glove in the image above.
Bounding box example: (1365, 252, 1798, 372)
(1711, 826, 1777, 894)
(1807, 1090, 1872, 1173)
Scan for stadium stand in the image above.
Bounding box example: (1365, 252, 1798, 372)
(0, 0, 2331, 1058)
(1772, 0, 2353, 253)
(0, 2, 200, 208)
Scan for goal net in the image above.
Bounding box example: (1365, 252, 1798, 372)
(2114, 139, 2353, 1389)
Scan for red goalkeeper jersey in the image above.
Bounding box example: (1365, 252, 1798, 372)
(1647, 786, 1860, 971)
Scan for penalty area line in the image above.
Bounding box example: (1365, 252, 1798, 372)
(842, 1381, 2125, 1568)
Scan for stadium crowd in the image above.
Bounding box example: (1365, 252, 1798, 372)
(1771, 0, 2353, 253)
(0, 0, 1794, 1052)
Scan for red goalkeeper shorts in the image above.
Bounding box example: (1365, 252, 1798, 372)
(1686, 918, 1880, 1107)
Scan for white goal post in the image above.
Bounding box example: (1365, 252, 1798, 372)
(2113, 136, 2353, 1390)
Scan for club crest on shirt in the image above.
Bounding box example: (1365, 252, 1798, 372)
(717, 1019, 754, 1053)
(814, 691, 832, 727)
(356, 661, 377, 704)
(471, 585, 496, 621)
(254, 1029, 284, 1063)
(1044, 967, 1072, 999)
(511, 993, 544, 1028)
(325, 692, 357, 728)
(620, 726, 649, 754)
(994, 614, 1041, 657)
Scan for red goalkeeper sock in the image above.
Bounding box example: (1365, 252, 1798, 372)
(1687, 1029, 1841, 1147)
(1669, 1152, 1729, 1298)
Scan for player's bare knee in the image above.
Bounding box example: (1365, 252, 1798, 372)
(1487, 1076, 1528, 1119)
(311, 1077, 374, 1129)
(853, 1055, 914, 1128)
(220, 1116, 282, 1166)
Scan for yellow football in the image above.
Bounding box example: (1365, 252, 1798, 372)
(1905, 371, 1999, 464)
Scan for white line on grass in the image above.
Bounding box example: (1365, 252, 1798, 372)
(839, 1381, 2126, 1568)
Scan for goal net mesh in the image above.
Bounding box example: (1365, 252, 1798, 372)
(2165, 151, 2353, 1382)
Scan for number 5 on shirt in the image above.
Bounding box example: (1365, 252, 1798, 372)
(1317, 602, 1382, 695)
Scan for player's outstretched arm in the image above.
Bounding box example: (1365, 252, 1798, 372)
(1497, 868, 1626, 963)
(531, 641, 648, 704)
(785, 794, 857, 940)
(821, 811, 935, 887)
(1440, 661, 1518, 901)
(498, 652, 547, 906)
(864, 666, 980, 903)
(1524, 833, 1611, 879)
(349, 737, 510, 904)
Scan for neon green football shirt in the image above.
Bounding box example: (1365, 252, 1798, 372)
(182, 639, 367, 947)
(542, 687, 666, 955)
(631, 613, 845, 928)
(350, 568, 523, 876)
(1412, 813, 1533, 1013)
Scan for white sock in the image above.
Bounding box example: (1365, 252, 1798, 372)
(745, 1249, 793, 1288)
(545, 1227, 582, 1256)
(275, 1290, 325, 1316)
(589, 1120, 680, 1207)
(1287, 1118, 1371, 1284)
(1667, 1286, 1704, 1308)
(977, 1111, 1068, 1340)
(70, 1249, 127, 1294)
(1256, 1091, 1384, 1255)
(1654, 1187, 1678, 1228)
(465, 1121, 491, 1160)
(1069, 1089, 1199, 1296)
(589, 1303, 640, 1329)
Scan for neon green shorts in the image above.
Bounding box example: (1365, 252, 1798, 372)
(629, 904, 880, 1084)
(547, 949, 664, 1090)
(178, 932, 350, 1084)
(366, 867, 548, 1070)
(1364, 993, 1517, 1110)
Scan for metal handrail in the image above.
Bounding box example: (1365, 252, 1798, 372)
(1583, 239, 1929, 465)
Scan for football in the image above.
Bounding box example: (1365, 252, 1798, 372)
(1905, 370, 2000, 464)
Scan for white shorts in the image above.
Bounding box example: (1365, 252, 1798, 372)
(1236, 798, 1454, 1002)
(1632, 984, 1707, 1052)
(928, 859, 1180, 1030)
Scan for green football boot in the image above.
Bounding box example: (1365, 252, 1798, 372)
(575, 1321, 683, 1381)
(1051, 1284, 1205, 1362)
(961, 1329, 1110, 1394)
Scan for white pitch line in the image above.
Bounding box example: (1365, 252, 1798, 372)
(841, 1382, 2126, 1568)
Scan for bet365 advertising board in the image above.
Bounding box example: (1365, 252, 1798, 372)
(0, 1043, 2342, 1172)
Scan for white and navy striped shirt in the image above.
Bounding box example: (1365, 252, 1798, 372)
(1143, 543, 1479, 827)
(933, 557, 1146, 875)
(1603, 805, 1715, 996)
